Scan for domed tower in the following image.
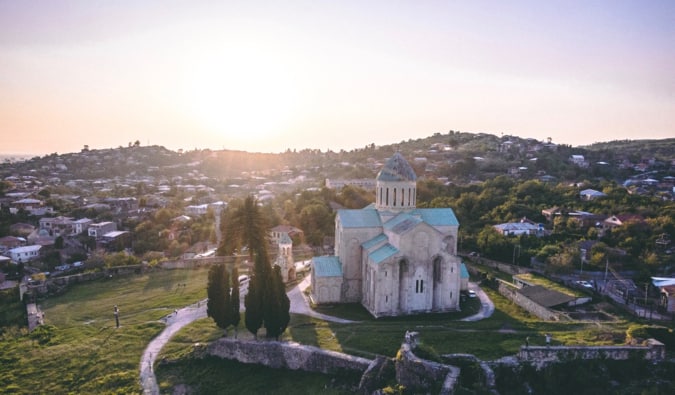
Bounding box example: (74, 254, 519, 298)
(375, 152, 417, 212)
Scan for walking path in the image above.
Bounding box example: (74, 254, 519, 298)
(139, 301, 207, 395)
(139, 275, 493, 394)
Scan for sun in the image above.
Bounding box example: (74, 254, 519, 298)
(183, 48, 298, 146)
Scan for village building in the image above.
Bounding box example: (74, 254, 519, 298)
(310, 153, 463, 318)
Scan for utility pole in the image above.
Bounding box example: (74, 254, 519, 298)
(644, 283, 648, 318)
(512, 244, 521, 266)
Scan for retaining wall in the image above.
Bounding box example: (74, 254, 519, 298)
(498, 280, 560, 321)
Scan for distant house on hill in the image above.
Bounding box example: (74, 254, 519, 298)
(579, 189, 607, 201)
(493, 218, 543, 237)
(603, 214, 645, 232)
(269, 225, 304, 245)
(8, 245, 41, 263)
(88, 222, 117, 238)
(0, 236, 25, 253)
(325, 178, 376, 191)
(569, 155, 588, 167)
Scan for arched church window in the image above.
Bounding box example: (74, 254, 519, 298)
(393, 188, 397, 207)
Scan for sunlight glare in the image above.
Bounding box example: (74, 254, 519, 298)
(184, 48, 298, 146)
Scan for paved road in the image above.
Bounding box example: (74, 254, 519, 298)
(461, 282, 495, 321)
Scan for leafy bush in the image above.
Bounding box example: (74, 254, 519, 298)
(627, 324, 675, 350)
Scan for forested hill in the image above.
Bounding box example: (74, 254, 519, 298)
(583, 138, 675, 160)
(1, 133, 673, 183)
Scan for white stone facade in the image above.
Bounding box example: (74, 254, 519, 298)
(312, 153, 462, 317)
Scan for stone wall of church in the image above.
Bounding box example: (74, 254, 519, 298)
(311, 275, 342, 304)
(337, 228, 380, 303)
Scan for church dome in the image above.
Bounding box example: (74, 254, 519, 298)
(376, 152, 417, 182)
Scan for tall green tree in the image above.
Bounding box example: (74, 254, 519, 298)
(244, 253, 266, 339)
(223, 195, 290, 339)
(264, 265, 290, 340)
(207, 263, 230, 333)
(230, 266, 241, 338)
(218, 196, 269, 259)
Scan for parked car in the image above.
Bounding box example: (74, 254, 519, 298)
(238, 275, 250, 285)
(576, 280, 593, 289)
(468, 290, 477, 298)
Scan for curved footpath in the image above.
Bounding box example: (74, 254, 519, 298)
(140, 277, 493, 394)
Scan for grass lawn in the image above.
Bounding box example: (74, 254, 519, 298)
(0, 266, 652, 394)
(0, 268, 210, 394)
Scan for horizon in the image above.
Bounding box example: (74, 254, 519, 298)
(2, 132, 675, 160)
(2, 1, 674, 157)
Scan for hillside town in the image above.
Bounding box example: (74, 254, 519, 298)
(1, 133, 674, 394)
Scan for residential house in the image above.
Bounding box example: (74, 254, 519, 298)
(39, 216, 74, 237)
(185, 204, 209, 216)
(325, 179, 377, 190)
(541, 206, 560, 222)
(8, 245, 42, 263)
(88, 222, 117, 238)
(72, 218, 93, 235)
(568, 210, 605, 229)
(269, 225, 304, 245)
(652, 277, 675, 313)
(0, 236, 25, 253)
(603, 214, 645, 233)
(579, 189, 607, 201)
(569, 155, 588, 167)
(493, 219, 543, 237)
(9, 198, 54, 215)
(100, 231, 131, 251)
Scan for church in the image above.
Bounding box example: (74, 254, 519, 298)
(310, 153, 464, 317)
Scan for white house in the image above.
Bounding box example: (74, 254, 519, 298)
(311, 153, 462, 318)
(493, 222, 542, 237)
(8, 245, 41, 263)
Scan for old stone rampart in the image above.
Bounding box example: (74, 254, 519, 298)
(205, 333, 465, 394)
(160, 257, 226, 270)
(518, 338, 666, 364)
(206, 337, 372, 375)
(396, 332, 460, 395)
(498, 280, 560, 321)
(27, 265, 145, 298)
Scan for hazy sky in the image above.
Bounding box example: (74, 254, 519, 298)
(1, 1, 673, 156)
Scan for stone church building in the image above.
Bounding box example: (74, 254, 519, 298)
(310, 153, 463, 317)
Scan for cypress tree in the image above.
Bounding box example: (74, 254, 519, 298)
(206, 263, 230, 333)
(230, 266, 241, 338)
(265, 265, 291, 340)
(244, 270, 263, 339)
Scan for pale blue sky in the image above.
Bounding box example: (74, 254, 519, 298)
(1, 1, 673, 155)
